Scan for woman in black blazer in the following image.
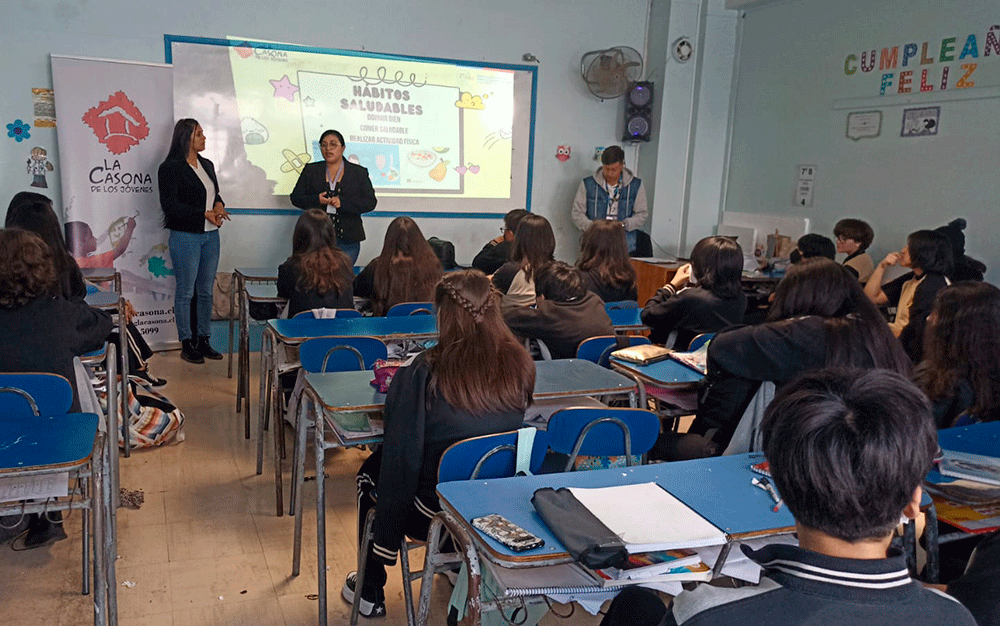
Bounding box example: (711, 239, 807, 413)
(158, 118, 230, 364)
(290, 129, 377, 265)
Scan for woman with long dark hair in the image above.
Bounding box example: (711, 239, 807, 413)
(492, 213, 556, 307)
(158, 118, 230, 364)
(865, 229, 953, 362)
(915, 282, 1000, 427)
(640, 236, 746, 349)
(277, 209, 354, 318)
(577, 220, 638, 303)
(693, 258, 910, 450)
(5, 191, 85, 301)
(344, 269, 535, 617)
(353, 216, 442, 316)
(290, 129, 377, 265)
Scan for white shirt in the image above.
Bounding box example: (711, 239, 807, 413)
(190, 161, 218, 232)
(605, 182, 620, 219)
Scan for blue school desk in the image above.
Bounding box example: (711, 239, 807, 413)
(606, 307, 646, 332)
(609, 356, 704, 388)
(84, 289, 132, 456)
(295, 359, 639, 624)
(230, 267, 279, 420)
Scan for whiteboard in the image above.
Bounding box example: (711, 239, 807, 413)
(165, 35, 537, 218)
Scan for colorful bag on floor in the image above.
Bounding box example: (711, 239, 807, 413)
(100, 377, 186, 448)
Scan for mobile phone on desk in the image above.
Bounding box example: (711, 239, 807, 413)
(472, 514, 544, 552)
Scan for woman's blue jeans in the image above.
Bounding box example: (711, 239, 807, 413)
(169, 229, 220, 341)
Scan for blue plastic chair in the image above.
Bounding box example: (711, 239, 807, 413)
(604, 300, 639, 311)
(292, 308, 361, 319)
(298, 336, 388, 373)
(576, 335, 652, 369)
(387, 301, 435, 317)
(546, 407, 660, 472)
(688, 332, 715, 352)
(439, 428, 550, 482)
(0, 373, 73, 416)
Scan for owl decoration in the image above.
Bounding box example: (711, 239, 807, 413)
(555, 145, 571, 162)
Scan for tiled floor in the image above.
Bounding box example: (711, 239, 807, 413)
(0, 353, 606, 625)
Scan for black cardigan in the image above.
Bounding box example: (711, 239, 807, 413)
(157, 156, 224, 233)
(277, 258, 354, 318)
(640, 285, 746, 349)
(289, 160, 377, 243)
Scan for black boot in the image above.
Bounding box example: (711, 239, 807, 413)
(181, 339, 204, 364)
(196, 336, 223, 360)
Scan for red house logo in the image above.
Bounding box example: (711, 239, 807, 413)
(82, 91, 150, 155)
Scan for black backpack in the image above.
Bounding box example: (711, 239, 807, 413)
(428, 236, 458, 270)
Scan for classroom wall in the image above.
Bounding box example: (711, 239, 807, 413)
(0, 0, 653, 268)
(725, 0, 1000, 280)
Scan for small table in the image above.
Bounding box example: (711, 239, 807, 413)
(299, 359, 639, 626)
(417, 453, 795, 624)
(85, 290, 132, 456)
(606, 308, 647, 332)
(80, 266, 121, 293)
(229, 268, 278, 419)
(235, 283, 287, 435)
(610, 356, 704, 389)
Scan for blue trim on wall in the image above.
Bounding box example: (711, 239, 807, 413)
(226, 208, 506, 219)
(163, 35, 538, 215)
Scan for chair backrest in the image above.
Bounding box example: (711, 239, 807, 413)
(386, 302, 435, 317)
(438, 428, 550, 483)
(604, 300, 639, 311)
(298, 337, 388, 373)
(547, 407, 660, 471)
(0, 373, 74, 417)
(292, 308, 361, 319)
(578, 335, 652, 369)
(688, 332, 715, 352)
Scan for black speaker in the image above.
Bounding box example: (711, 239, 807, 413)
(622, 81, 654, 143)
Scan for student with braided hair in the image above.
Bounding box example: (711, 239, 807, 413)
(343, 269, 536, 618)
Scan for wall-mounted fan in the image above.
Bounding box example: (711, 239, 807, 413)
(580, 46, 644, 99)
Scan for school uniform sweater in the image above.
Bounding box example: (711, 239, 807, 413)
(640, 285, 746, 349)
(370, 354, 526, 564)
(276, 258, 353, 318)
(502, 291, 614, 360)
(882, 271, 949, 363)
(580, 269, 637, 304)
(659, 544, 976, 626)
(471, 239, 512, 276)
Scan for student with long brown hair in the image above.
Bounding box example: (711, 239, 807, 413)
(640, 236, 746, 349)
(277, 209, 354, 318)
(353, 216, 442, 315)
(492, 213, 556, 307)
(576, 220, 638, 303)
(344, 269, 535, 617)
(914, 282, 1000, 427)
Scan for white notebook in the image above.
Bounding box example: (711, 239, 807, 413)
(568, 482, 727, 552)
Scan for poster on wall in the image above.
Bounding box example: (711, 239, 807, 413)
(901, 107, 940, 137)
(51, 56, 178, 349)
(846, 111, 881, 141)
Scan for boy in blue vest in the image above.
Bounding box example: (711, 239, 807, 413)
(572, 145, 647, 255)
(599, 368, 976, 626)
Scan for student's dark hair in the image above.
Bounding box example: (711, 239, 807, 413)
(5, 192, 77, 294)
(600, 145, 625, 165)
(0, 228, 57, 309)
(577, 220, 637, 293)
(425, 269, 534, 414)
(319, 129, 345, 147)
(509, 214, 555, 282)
(165, 118, 200, 162)
(907, 229, 953, 276)
(535, 262, 586, 303)
(915, 282, 1000, 424)
(792, 234, 836, 262)
(690, 236, 743, 299)
(762, 368, 936, 542)
(290, 209, 352, 296)
(768, 258, 911, 374)
(834, 218, 874, 250)
(503, 209, 530, 234)
(372, 216, 442, 316)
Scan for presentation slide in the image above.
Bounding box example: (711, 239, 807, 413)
(169, 38, 535, 216)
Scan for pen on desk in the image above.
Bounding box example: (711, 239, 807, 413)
(752, 476, 783, 512)
(772, 497, 784, 513)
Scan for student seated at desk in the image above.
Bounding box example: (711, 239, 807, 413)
(692, 258, 909, 450)
(472, 208, 529, 276)
(576, 220, 638, 303)
(865, 229, 952, 363)
(788, 233, 835, 263)
(600, 369, 977, 626)
(353, 216, 442, 315)
(640, 236, 746, 349)
(914, 282, 1000, 428)
(277, 209, 354, 318)
(492, 213, 556, 307)
(503, 261, 614, 360)
(344, 269, 535, 618)
(834, 218, 875, 283)
(0, 228, 113, 549)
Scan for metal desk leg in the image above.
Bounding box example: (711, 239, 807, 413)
(711, 541, 734, 579)
(101, 424, 119, 626)
(113, 271, 122, 296)
(117, 297, 130, 458)
(255, 329, 275, 475)
(289, 379, 310, 516)
(272, 335, 285, 516)
(315, 403, 328, 626)
(228, 272, 237, 379)
(418, 511, 480, 626)
(238, 279, 248, 416)
(91, 431, 109, 626)
(292, 391, 315, 576)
